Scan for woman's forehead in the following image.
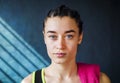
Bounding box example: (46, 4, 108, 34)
(46, 16, 76, 22)
(44, 16, 79, 31)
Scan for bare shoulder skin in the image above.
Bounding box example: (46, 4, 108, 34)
(100, 72, 111, 83)
(21, 74, 32, 83)
(21, 72, 111, 83)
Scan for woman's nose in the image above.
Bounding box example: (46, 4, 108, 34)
(56, 37, 65, 49)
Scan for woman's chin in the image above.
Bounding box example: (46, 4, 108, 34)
(53, 59, 66, 64)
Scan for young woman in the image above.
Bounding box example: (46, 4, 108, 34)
(21, 5, 111, 83)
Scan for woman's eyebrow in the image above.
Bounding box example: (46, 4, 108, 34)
(47, 31, 56, 33)
(65, 30, 76, 33)
(46, 30, 76, 34)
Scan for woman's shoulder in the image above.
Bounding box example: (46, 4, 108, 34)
(77, 62, 111, 83)
(100, 72, 111, 83)
(21, 73, 33, 83)
(21, 69, 42, 83)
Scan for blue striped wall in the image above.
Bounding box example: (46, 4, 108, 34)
(0, 17, 49, 83)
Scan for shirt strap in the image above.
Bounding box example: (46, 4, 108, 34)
(33, 69, 42, 83)
(32, 71, 35, 83)
(41, 68, 46, 83)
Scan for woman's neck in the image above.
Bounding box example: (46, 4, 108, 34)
(45, 61, 78, 78)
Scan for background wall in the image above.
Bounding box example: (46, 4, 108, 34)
(0, 0, 120, 83)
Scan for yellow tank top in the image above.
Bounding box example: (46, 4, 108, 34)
(32, 68, 46, 83)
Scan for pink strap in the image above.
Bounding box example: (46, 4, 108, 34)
(77, 63, 100, 83)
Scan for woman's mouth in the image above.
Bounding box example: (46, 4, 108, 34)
(55, 53, 66, 57)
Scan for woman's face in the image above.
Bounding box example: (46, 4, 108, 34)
(43, 16, 82, 64)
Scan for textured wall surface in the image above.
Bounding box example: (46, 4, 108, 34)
(0, 0, 120, 83)
(0, 17, 49, 82)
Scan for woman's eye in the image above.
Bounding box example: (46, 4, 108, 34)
(66, 35, 73, 39)
(48, 35, 57, 40)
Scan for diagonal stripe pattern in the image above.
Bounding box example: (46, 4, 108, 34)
(0, 17, 49, 83)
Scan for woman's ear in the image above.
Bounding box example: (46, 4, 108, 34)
(42, 31, 45, 35)
(43, 31, 46, 44)
(78, 32, 83, 44)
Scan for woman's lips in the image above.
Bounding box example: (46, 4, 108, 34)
(55, 53, 66, 57)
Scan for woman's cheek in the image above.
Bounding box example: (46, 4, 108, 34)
(46, 42, 55, 52)
(69, 43, 78, 53)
